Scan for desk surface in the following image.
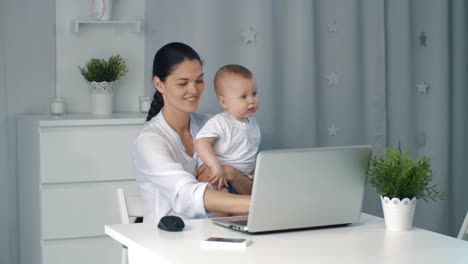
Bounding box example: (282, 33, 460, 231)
(105, 214, 468, 264)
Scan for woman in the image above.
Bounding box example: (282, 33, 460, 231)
(133, 42, 252, 223)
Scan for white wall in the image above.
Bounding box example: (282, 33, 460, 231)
(1, 1, 145, 263)
(56, 0, 145, 113)
(2, 1, 55, 264)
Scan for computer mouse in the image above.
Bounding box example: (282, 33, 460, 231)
(158, 215, 185, 232)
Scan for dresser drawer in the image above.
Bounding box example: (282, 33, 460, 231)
(39, 125, 140, 183)
(43, 236, 121, 264)
(41, 181, 139, 240)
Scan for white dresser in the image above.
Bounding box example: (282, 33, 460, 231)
(17, 113, 146, 264)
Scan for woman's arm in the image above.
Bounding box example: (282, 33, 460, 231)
(198, 165, 253, 195)
(203, 189, 250, 213)
(134, 134, 210, 219)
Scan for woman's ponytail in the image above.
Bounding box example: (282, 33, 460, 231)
(146, 89, 164, 121)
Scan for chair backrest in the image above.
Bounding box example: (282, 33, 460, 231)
(457, 212, 468, 240)
(116, 188, 144, 224)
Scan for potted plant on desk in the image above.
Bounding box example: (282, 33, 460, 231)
(79, 54, 128, 115)
(366, 145, 444, 231)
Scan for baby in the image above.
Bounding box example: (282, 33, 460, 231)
(195, 64, 261, 192)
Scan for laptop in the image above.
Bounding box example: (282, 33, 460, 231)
(212, 145, 372, 233)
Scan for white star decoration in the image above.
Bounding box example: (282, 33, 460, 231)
(241, 27, 256, 44)
(328, 125, 338, 136)
(325, 72, 340, 87)
(327, 20, 337, 33)
(416, 81, 430, 94)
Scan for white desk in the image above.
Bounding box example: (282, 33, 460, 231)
(105, 214, 468, 264)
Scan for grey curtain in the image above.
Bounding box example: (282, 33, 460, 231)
(386, 0, 468, 235)
(145, 0, 468, 236)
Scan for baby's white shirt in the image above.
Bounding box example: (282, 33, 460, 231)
(195, 111, 261, 177)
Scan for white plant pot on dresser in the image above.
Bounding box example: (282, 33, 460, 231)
(89, 81, 114, 115)
(17, 113, 146, 264)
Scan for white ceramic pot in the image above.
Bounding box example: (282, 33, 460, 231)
(88, 81, 114, 115)
(381, 196, 416, 231)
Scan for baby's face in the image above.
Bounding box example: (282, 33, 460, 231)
(219, 76, 258, 121)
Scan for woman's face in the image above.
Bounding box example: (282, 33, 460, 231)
(154, 59, 204, 114)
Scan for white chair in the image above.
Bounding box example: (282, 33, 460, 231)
(116, 188, 144, 264)
(458, 211, 468, 241)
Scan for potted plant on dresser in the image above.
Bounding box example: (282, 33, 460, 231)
(366, 145, 444, 231)
(79, 54, 128, 115)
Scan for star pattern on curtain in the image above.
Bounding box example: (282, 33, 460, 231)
(416, 132, 427, 146)
(416, 81, 430, 94)
(241, 27, 256, 44)
(328, 124, 338, 136)
(327, 20, 337, 33)
(325, 72, 340, 87)
(419, 32, 427, 47)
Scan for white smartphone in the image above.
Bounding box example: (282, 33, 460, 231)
(200, 237, 250, 250)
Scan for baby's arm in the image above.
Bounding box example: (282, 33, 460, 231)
(194, 137, 226, 190)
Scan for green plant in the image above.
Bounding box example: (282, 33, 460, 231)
(367, 145, 445, 202)
(79, 54, 128, 82)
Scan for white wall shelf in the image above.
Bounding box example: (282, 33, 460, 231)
(73, 20, 142, 33)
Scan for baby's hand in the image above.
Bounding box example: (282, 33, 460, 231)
(208, 165, 227, 190)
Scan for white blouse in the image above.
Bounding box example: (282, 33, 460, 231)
(133, 111, 212, 224)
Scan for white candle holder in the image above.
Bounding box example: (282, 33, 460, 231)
(49, 97, 65, 115)
(139, 96, 151, 113)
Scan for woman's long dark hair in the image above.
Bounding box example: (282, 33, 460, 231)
(146, 42, 203, 121)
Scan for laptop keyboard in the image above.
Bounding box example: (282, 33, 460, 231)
(230, 219, 248, 226)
